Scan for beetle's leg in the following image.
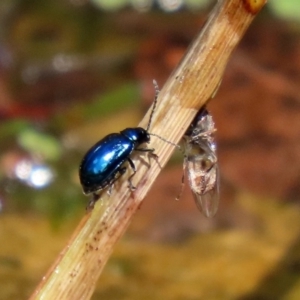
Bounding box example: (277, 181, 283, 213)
(86, 193, 100, 211)
(118, 166, 127, 176)
(107, 167, 127, 195)
(136, 148, 156, 154)
(107, 184, 114, 196)
(134, 146, 163, 171)
(127, 157, 137, 191)
(135, 147, 157, 156)
(135, 147, 154, 152)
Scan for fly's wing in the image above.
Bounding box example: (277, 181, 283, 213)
(185, 142, 219, 218)
(192, 164, 219, 218)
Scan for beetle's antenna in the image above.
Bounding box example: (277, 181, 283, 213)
(147, 80, 181, 150)
(149, 133, 181, 149)
(146, 80, 160, 131)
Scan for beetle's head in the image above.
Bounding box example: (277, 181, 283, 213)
(121, 127, 150, 145)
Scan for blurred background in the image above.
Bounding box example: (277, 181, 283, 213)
(0, 0, 300, 299)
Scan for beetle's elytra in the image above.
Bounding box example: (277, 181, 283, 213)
(79, 128, 151, 195)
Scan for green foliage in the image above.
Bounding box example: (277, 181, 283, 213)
(17, 128, 62, 161)
(269, 0, 300, 21)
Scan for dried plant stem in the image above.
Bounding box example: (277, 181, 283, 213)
(30, 0, 267, 299)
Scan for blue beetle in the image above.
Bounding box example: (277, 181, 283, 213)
(79, 127, 154, 209)
(79, 81, 174, 209)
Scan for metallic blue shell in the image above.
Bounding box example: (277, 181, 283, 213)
(79, 128, 150, 195)
(79, 133, 134, 194)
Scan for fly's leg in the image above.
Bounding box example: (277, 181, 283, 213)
(176, 156, 187, 201)
(192, 128, 216, 141)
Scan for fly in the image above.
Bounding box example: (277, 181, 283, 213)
(180, 107, 219, 217)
